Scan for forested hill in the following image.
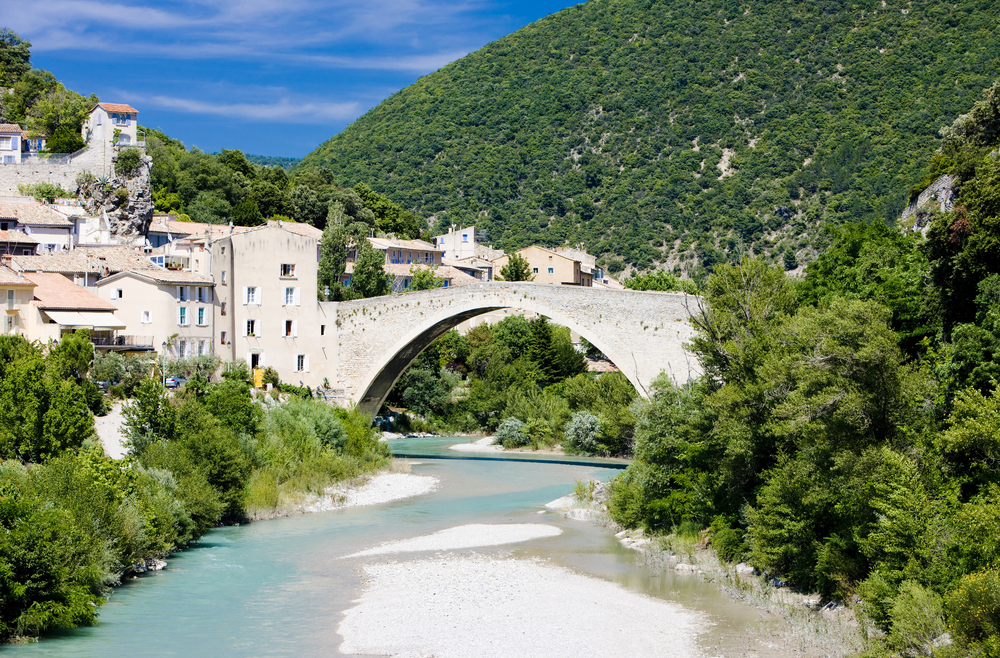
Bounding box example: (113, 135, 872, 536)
(301, 0, 1000, 275)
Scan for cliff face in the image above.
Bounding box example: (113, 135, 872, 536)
(78, 147, 154, 238)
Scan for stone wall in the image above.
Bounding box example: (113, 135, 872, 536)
(0, 146, 112, 196)
(331, 281, 700, 414)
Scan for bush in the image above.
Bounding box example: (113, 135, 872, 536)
(709, 515, 747, 562)
(496, 417, 529, 448)
(564, 410, 600, 454)
(113, 187, 129, 205)
(115, 148, 143, 177)
(887, 581, 946, 655)
(945, 569, 1000, 645)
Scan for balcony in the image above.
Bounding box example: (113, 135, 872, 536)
(90, 333, 155, 351)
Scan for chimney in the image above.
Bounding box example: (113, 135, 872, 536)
(228, 220, 234, 235)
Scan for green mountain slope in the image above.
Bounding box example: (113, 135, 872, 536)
(301, 0, 1000, 274)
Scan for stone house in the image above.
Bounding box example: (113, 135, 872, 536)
(493, 245, 594, 286)
(0, 265, 36, 336)
(209, 220, 334, 386)
(95, 268, 215, 357)
(4, 252, 100, 287)
(20, 271, 127, 348)
(0, 124, 24, 164)
(343, 236, 477, 291)
(0, 229, 37, 256)
(0, 201, 75, 253)
(82, 103, 140, 147)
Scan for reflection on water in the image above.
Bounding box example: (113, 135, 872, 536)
(9, 437, 774, 657)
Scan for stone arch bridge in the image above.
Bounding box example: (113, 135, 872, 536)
(332, 282, 700, 415)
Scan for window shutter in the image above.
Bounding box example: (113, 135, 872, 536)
(281, 289, 287, 307)
(304, 355, 310, 373)
(259, 353, 265, 367)
(256, 320, 261, 337)
(292, 321, 298, 338)
(242, 287, 248, 305)
(294, 287, 301, 306)
(177, 307, 181, 325)
(294, 356, 300, 372)
(177, 286, 182, 300)
(255, 290, 262, 306)
(242, 321, 248, 337)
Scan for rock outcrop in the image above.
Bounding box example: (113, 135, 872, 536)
(77, 146, 154, 239)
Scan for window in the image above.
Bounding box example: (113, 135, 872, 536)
(196, 287, 204, 302)
(280, 264, 296, 278)
(197, 307, 206, 326)
(178, 307, 188, 325)
(220, 245, 225, 255)
(115, 288, 123, 299)
(6, 290, 13, 310)
(548, 267, 554, 274)
(178, 340, 187, 358)
(245, 319, 257, 337)
(532, 267, 538, 274)
(283, 287, 300, 306)
(177, 286, 189, 302)
(96, 113, 102, 126)
(320, 325, 325, 336)
(285, 320, 296, 337)
(141, 310, 151, 324)
(221, 271, 227, 285)
(295, 354, 308, 373)
(462, 233, 468, 243)
(244, 287, 259, 305)
(221, 301, 227, 316)
(0, 222, 7, 230)
(220, 331, 227, 344)
(0, 137, 11, 150)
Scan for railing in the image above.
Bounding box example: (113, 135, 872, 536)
(19, 153, 73, 165)
(91, 334, 154, 349)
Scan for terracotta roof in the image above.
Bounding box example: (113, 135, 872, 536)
(0, 266, 35, 287)
(0, 202, 73, 227)
(99, 268, 214, 286)
(369, 236, 439, 252)
(0, 124, 22, 134)
(75, 246, 159, 273)
(0, 230, 38, 244)
(443, 257, 488, 271)
(8, 253, 92, 274)
(23, 272, 116, 310)
(280, 221, 323, 239)
(96, 103, 138, 114)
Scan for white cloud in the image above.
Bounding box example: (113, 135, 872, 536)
(139, 94, 361, 123)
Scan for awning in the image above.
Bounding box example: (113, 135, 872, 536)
(43, 310, 127, 328)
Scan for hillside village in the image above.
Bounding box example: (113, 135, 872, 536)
(0, 113, 625, 391)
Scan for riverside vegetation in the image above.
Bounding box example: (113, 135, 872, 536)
(0, 334, 386, 643)
(600, 86, 1000, 658)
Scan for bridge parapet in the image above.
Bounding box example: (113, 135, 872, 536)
(331, 281, 700, 414)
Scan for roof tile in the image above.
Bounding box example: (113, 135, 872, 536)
(23, 272, 116, 310)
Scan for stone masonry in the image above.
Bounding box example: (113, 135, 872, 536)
(329, 281, 700, 414)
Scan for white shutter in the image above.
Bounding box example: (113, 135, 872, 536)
(207, 288, 213, 302)
(242, 321, 248, 337)
(292, 320, 298, 338)
(176, 307, 181, 325)
(281, 288, 287, 307)
(255, 289, 261, 306)
(304, 355, 310, 373)
(294, 288, 301, 306)
(256, 320, 261, 337)
(242, 287, 248, 305)
(294, 356, 300, 372)
(259, 352, 265, 367)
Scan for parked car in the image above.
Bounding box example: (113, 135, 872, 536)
(164, 376, 188, 389)
(96, 380, 113, 390)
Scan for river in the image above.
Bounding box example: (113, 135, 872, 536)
(8, 437, 782, 657)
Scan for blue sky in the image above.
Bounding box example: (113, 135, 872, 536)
(10, 0, 581, 158)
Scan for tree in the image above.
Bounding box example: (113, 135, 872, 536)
(409, 264, 444, 291)
(0, 29, 31, 86)
(351, 240, 391, 298)
(498, 253, 534, 281)
(231, 197, 262, 226)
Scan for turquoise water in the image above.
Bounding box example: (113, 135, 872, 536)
(8, 438, 767, 657)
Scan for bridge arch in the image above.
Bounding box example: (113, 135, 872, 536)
(330, 282, 699, 415)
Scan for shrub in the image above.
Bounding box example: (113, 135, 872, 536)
(564, 410, 600, 454)
(709, 515, 747, 562)
(113, 187, 130, 205)
(888, 581, 946, 655)
(945, 569, 1000, 645)
(115, 148, 143, 177)
(496, 417, 529, 448)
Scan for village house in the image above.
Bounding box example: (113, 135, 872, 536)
(74, 245, 160, 278)
(0, 229, 37, 256)
(0, 124, 24, 164)
(95, 268, 215, 358)
(493, 245, 594, 286)
(0, 201, 75, 253)
(4, 252, 100, 287)
(0, 266, 36, 336)
(20, 272, 128, 348)
(209, 220, 333, 386)
(343, 236, 478, 291)
(82, 103, 140, 147)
